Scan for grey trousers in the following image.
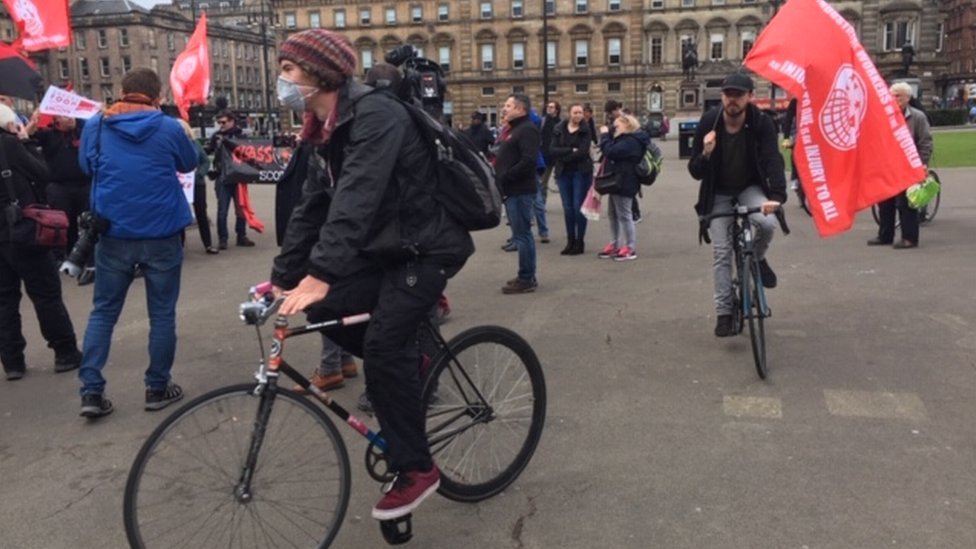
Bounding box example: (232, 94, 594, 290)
(318, 333, 354, 376)
(708, 186, 777, 315)
(607, 194, 636, 250)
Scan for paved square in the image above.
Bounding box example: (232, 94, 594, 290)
(824, 390, 927, 421)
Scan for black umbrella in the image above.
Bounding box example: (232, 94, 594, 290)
(0, 41, 42, 100)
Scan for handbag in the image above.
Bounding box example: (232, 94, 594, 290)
(1, 140, 69, 248)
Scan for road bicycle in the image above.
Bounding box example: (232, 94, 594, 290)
(870, 169, 941, 227)
(123, 284, 547, 548)
(700, 206, 790, 379)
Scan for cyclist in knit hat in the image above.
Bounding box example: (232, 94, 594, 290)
(269, 29, 475, 521)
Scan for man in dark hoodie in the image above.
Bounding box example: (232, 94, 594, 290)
(76, 68, 198, 418)
(463, 111, 494, 155)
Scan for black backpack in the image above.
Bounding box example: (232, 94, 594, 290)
(397, 100, 501, 231)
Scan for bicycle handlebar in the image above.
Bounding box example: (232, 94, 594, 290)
(698, 206, 791, 245)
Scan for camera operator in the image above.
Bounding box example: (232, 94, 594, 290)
(0, 104, 82, 381)
(75, 68, 198, 418)
(204, 110, 254, 249)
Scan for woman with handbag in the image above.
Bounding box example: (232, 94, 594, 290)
(596, 114, 649, 261)
(0, 104, 82, 381)
(548, 104, 592, 256)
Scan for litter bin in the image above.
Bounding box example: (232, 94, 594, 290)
(678, 121, 698, 159)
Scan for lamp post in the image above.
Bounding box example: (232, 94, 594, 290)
(248, 2, 277, 137)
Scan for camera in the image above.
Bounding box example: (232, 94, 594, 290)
(60, 211, 109, 278)
(384, 45, 447, 119)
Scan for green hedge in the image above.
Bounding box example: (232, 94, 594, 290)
(927, 109, 968, 126)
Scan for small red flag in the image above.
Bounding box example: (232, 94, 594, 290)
(3, 0, 71, 51)
(744, 0, 926, 237)
(170, 14, 211, 120)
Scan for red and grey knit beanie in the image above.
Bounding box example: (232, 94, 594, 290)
(278, 29, 357, 91)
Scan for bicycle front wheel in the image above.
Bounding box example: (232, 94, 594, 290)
(124, 384, 351, 549)
(746, 259, 769, 380)
(423, 325, 546, 503)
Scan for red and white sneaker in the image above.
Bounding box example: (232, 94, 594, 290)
(597, 243, 618, 259)
(613, 246, 637, 261)
(372, 466, 441, 521)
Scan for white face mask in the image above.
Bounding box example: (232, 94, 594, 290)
(276, 76, 317, 112)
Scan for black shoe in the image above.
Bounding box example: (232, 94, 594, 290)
(714, 314, 735, 338)
(236, 236, 255, 247)
(867, 237, 892, 246)
(54, 350, 82, 373)
(570, 239, 585, 256)
(218, 239, 228, 250)
(540, 235, 551, 244)
(77, 267, 95, 286)
(145, 383, 184, 411)
(758, 259, 777, 289)
(5, 368, 25, 381)
(357, 391, 374, 414)
(560, 240, 575, 255)
(80, 393, 114, 418)
(892, 239, 917, 249)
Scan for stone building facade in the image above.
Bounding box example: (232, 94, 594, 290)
(939, 0, 976, 105)
(272, 0, 951, 126)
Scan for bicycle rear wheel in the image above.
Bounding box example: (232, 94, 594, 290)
(745, 259, 768, 380)
(124, 384, 351, 549)
(423, 325, 546, 503)
(920, 170, 941, 224)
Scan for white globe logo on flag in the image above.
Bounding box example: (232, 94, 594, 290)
(14, 0, 45, 36)
(818, 65, 867, 151)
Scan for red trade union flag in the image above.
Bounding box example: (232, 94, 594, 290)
(170, 14, 211, 120)
(744, 0, 926, 237)
(3, 0, 71, 51)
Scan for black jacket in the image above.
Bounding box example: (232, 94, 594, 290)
(205, 124, 244, 186)
(599, 130, 648, 198)
(549, 120, 592, 177)
(1, 130, 50, 241)
(271, 82, 474, 289)
(34, 125, 90, 187)
(494, 115, 540, 196)
(687, 104, 787, 216)
(462, 123, 494, 156)
(540, 115, 561, 166)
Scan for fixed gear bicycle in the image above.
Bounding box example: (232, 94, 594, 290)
(123, 285, 546, 548)
(700, 206, 790, 379)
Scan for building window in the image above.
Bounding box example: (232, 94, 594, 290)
(58, 59, 69, 79)
(438, 46, 451, 72)
(608, 0, 621, 11)
(712, 0, 724, 5)
(101, 86, 112, 102)
(741, 30, 756, 58)
(545, 0, 556, 15)
(285, 12, 297, 29)
(575, 83, 589, 94)
(546, 41, 557, 68)
(385, 7, 396, 25)
(122, 56, 131, 74)
(167, 33, 175, 51)
(119, 28, 129, 47)
(481, 2, 492, 19)
(360, 8, 371, 26)
(512, 0, 523, 18)
(512, 43, 525, 69)
(607, 38, 621, 65)
(411, 5, 423, 22)
(575, 40, 588, 67)
(481, 43, 494, 70)
(310, 11, 321, 28)
(651, 0, 663, 8)
(237, 43, 243, 59)
(361, 49, 374, 72)
(97, 29, 107, 48)
(576, 0, 588, 14)
(75, 31, 86, 49)
(608, 82, 621, 92)
(149, 57, 158, 75)
(651, 37, 663, 65)
(437, 4, 449, 21)
(513, 85, 525, 94)
(883, 20, 915, 51)
(546, 83, 557, 93)
(710, 33, 724, 60)
(482, 86, 495, 96)
(99, 57, 110, 77)
(335, 10, 346, 28)
(681, 0, 694, 7)
(935, 22, 944, 52)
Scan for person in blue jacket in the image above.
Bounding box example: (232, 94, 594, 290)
(75, 68, 198, 418)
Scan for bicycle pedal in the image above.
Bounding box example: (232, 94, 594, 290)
(379, 513, 413, 545)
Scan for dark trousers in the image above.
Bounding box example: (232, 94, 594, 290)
(45, 182, 91, 258)
(306, 261, 450, 473)
(192, 184, 213, 249)
(215, 183, 245, 242)
(877, 191, 919, 244)
(0, 245, 77, 373)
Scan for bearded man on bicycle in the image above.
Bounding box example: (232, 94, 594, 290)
(268, 29, 474, 520)
(688, 72, 787, 338)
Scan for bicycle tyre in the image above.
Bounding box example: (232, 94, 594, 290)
(124, 384, 351, 549)
(423, 325, 546, 503)
(920, 170, 940, 224)
(794, 183, 812, 218)
(746, 259, 768, 380)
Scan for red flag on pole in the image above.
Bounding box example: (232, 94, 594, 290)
(170, 14, 211, 120)
(2, 0, 71, 51)
(744, 0, 926, 237)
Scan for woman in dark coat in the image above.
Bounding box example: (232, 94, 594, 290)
(597, 114, 648, 261)
(548, 104, 592, 255)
